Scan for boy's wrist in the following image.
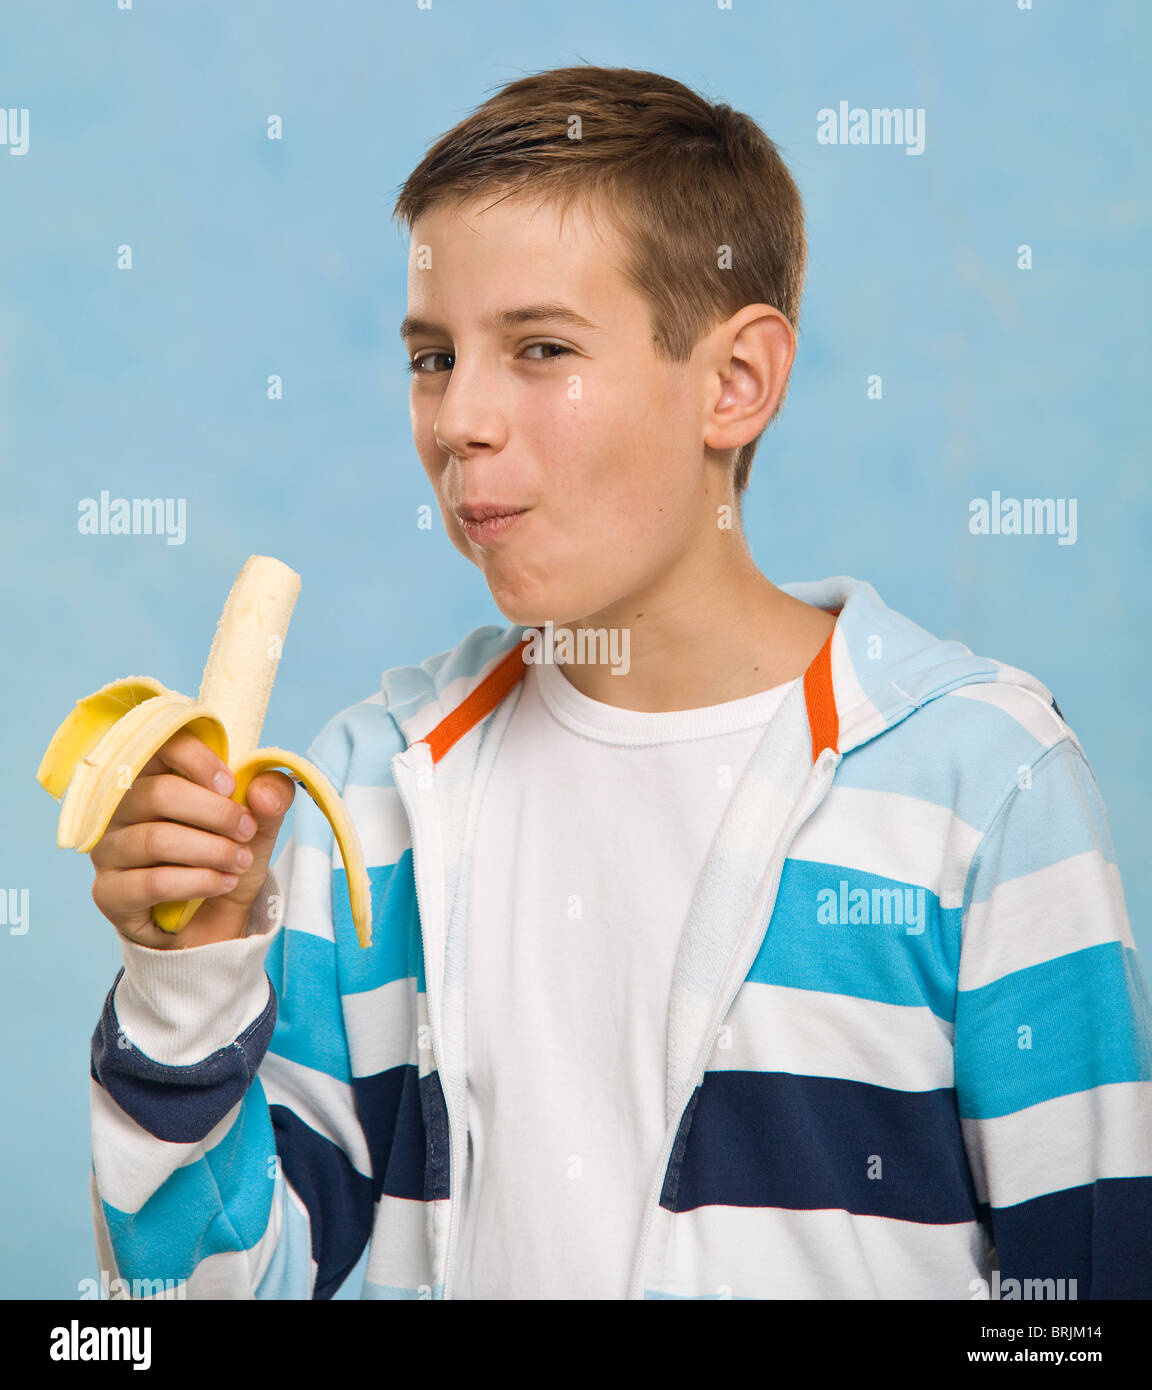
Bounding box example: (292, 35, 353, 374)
(109, 873, 283, 1066)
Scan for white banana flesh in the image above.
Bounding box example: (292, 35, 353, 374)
(36, 556, 372, 948)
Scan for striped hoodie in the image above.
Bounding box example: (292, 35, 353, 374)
(88, 574, 1152, 1299)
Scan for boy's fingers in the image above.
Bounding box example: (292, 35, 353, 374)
(138, 727, 234, 794)
(104, 773, 254, 844)
(208, 772, 295, 906)
(242, 771, 296, 822)
(95, 820, 256, 874)
(94, 865, 240, 920)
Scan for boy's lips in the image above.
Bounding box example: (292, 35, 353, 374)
(454, 502, 531, 544)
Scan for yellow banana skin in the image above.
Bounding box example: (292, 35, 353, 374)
(148, 747, 370, 937)
(53, 694, 228, 853)
(36, 677, 172, 800)
(35, 557, 373, 949)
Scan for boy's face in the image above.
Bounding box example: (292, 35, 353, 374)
(403, 191, 731, 627)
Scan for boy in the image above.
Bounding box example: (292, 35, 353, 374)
(87, 64, 1151, 1299)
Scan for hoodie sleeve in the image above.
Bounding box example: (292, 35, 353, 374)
(89, 739, 375, 1301)
(954, 737, 1152, 1299)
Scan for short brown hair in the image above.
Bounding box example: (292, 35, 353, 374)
(392, 64, 807, 496)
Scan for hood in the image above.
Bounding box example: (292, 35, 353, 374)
(779, 575, 1064, 757)
(379, 576, 1065, 766)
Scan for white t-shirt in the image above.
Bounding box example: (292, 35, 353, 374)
(452, 655, 797, 1299)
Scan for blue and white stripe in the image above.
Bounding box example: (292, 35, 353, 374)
(87, 575, 1152, 1299)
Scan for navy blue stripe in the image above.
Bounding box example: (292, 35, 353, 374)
(661, 1070, 980, 1225)
(268, 1103, 374, 1301)
(90, 969, 278, 1143)
(660, 1085, 702, 1211)
(991, 1175, 1152, 1299)
(419, 1069, 451, 1200)
(352, 1064, 450, 1203)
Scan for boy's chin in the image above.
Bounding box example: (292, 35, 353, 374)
(481, 563, 621, 629)
(485, 587, 584, 630)
(489, 597, 555, 628)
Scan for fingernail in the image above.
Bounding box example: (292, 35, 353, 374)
(238, 813, 257, 837)
(214, 770, 235, 795)
(220, 874, 239, 889)
(235, 847, 254, 870)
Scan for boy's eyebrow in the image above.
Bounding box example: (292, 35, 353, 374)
(399, 302, 603, 342)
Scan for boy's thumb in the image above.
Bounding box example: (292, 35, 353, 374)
(240, 770, 296, 863)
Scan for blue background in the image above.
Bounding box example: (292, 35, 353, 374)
(1, 0, 1148, 1299)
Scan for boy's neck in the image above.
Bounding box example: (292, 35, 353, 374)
(543, 547, 838, 713)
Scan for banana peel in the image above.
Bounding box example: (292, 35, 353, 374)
(36, 556, 372, 947)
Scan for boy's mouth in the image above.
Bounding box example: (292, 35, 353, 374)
(455, 502, 530, 544)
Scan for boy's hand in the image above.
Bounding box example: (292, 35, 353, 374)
(88, 729, 295, 950)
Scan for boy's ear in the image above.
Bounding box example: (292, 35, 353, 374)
(701, 304, 796, 455)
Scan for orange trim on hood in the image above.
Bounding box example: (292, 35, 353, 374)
(423, 617, 841, 766)
(804, 620, 840, 762)
(424, 638, 529, 764)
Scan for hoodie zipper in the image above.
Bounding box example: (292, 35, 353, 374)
(392, 740, 461, 1299)
(625, 747, 839, 1300)
(396, 665, 528, 1301)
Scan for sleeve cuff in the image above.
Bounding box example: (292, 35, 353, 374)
(112, 871, 284, 1066)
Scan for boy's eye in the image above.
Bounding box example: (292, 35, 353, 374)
(520, 342, 572, 361)
(406, 342, 572, 374)
(407, 351, 453, 374)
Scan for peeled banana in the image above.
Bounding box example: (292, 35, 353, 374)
(36, 556, 372, 948)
